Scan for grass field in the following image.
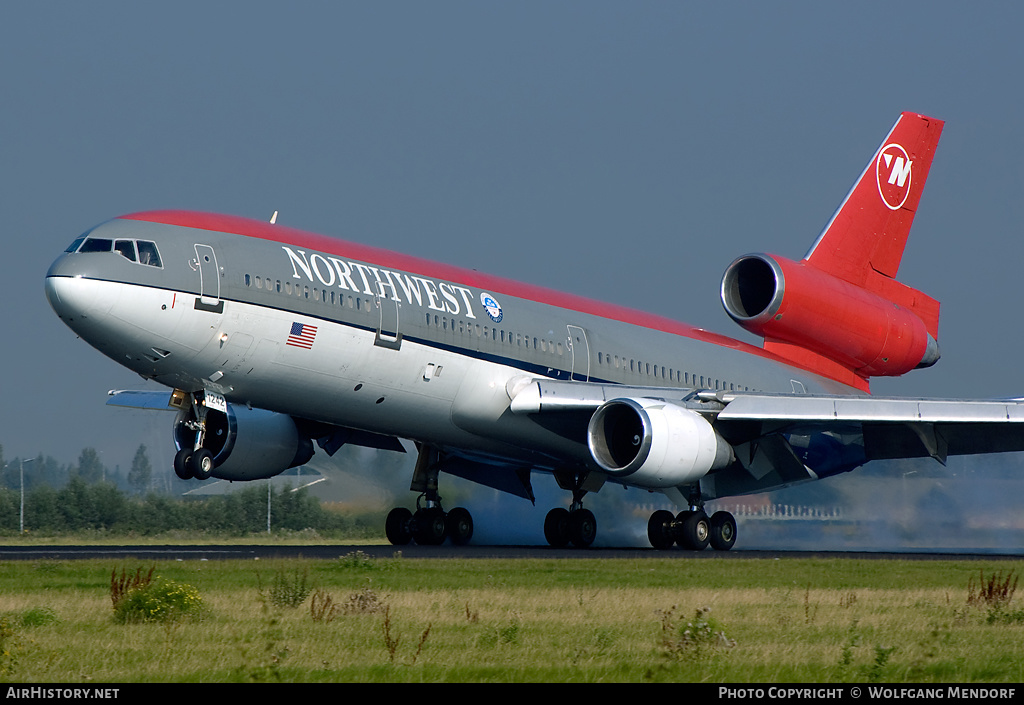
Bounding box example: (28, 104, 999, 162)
(0, 553, 1022, 683)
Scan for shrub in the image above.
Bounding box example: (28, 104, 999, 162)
(112, 577, 204, 624)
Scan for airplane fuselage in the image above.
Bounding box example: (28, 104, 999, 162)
(46, 211, 855, 475)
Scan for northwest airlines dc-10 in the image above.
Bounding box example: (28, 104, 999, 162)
(44, 113, 1024, 549)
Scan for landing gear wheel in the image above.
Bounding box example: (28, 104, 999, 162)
(446, 507, 474, 546)
(709, 511, 737, 551)
(173, 449, 193, 480)
(414, 507, 447, 545)
(647, 510, 676, 550)
(385, 507, 413, 546)
(544, 507, 572, 548)
(676, 510, 710, 551)
(187, 448, 214, 481)
(569, 509, 597, 548)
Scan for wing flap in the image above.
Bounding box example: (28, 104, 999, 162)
(717, 393, 1024, 424)
(106, 389, 183, 411)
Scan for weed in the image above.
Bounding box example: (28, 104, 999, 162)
(337, 550, 374, 570)
(382, 605, 400, 661)
(379, 605, 430, 664)
(804, 584, 818, 624)
(965, 569, 1022, 624)
(336, 550, 398, 573)
(342, 582, 387, 615)
(837, 620, 861, 670)
(967, 569, 1017, 609)
(110, 565, 154, 608)
(657, 606, 736, 662)
(18, 607, 58, 628)
(498, 613, 521, 645)
(0, 617, 18, 675)
(261, 566, 313, 609)
(309, 589, 339, 623)
(867, 644, 896, 682)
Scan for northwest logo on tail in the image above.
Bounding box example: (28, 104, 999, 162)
(876, 143, 913, 210)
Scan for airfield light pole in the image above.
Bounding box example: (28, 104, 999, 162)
(6, 458, 35, 534)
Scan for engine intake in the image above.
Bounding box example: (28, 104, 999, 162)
(587, 398, 733, 488)
(721, 253, 939, 377)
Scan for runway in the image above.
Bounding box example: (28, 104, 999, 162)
(0, 544, 1021, 561)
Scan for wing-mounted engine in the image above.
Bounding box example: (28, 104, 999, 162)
(173, 399, 314, 481)
(720, 253, 940, 379)
(586, 398, 733, 488)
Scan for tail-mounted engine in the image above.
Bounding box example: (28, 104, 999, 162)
(173, 397, 314, 481)
(586, 398, 734, 488)
(720, 253, 939, 378)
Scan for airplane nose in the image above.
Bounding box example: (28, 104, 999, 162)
(44, 275, 72, 320)
(45, 274, 118, 328)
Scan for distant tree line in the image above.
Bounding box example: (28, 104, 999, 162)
(0, 477, 383, 536)
(0, 443, 162, 495)
(0, 443, 381, 537)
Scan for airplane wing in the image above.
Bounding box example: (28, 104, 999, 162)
(509, 378, 1024, 499)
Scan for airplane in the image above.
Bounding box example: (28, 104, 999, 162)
(44, 111, 1024, 550)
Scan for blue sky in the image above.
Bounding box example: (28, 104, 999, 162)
(4, 1, 1023, 482)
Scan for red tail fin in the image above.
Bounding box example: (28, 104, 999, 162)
(803, 112, 943, 337)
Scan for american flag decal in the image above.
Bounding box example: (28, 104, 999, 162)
(286, 321, 317, 349)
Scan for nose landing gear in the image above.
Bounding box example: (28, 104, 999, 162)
(172, 390, 226, 481)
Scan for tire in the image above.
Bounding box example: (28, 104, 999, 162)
(569, 508, 597, 548)
(543, 507, 571, 548)
(187, 448, 214, 481)
(385, 507, 413, 545)
(414, 508, 447, 545)
(709, 511, 737, 551)
(677, 510, 710, 551)
(446, 507, 474, 546)
(647, 509, 675, 550)
(173, 449, 193, 480)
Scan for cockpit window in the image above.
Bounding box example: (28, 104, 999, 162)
(69, 236, 162, 268)
(79, 238, 113, 253)
(114, 240, 137, 262)
(137, 241, 162, 267)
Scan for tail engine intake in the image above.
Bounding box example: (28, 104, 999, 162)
(721, 253, 939, 378)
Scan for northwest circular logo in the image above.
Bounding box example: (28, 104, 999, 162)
(876, 143, 913, 211)
(480, 293, 503, 323)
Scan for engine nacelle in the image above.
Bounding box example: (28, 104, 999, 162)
(173, 403, 314, 481)
(586, 398, 733, 488)
(720, 253, 939, 377)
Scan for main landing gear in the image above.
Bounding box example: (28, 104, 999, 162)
(385, 445, 474, 546)
(647, 508, 737, 551)
(543, 469, 602, 548)
(385, 500, 474, 546)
